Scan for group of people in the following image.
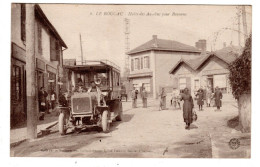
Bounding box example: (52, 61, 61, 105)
(180, 86, 223, 130)
(195, 86, 223, 111)
(130, 86, 223, 130)
(38, 87, 57, 120)
(131, 87, 148, 108)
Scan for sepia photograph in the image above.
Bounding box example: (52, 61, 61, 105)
(8, 3, 252, 159)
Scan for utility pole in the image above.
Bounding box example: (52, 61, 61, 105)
(124, 18, 130, 73)
(79, 33, 84, 65)
(237, 6, 241, 47)
(242, 6, 248, 44)
(26, 4, 37, 139)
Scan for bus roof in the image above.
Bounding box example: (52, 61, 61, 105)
(64, 60, 120, 73)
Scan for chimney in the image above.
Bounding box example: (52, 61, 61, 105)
(195, 39, 207, 53)
(223, 42, 226, 48)
(152, 35, 158, 47)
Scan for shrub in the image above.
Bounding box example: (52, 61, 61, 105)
(228, 34, 251, 99)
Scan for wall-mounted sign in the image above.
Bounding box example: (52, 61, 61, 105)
(48, 80, 54, 83)
(46, 64, 57, 74)
(36, 58, 45, 71)
(58, 82, 63, 85)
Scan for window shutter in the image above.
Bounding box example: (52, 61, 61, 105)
(38, 24, 42, 55)
(131, 59, 134, 71)
(55, 41, 60, 62)
(186, 77, 191, 91)
(138, 58, 140, 70)
(147, 56, 150, 68)
(141, 57, 143, 69)
(173, 77, 178, 89)
(21, 4, 26, 42)
(50, 37, 57, 61)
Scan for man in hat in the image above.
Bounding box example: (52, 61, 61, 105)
(142, 87, 148, 108)
(38, 87, 48, 120)
(159, 87, 167, 110)
(131, 89, 137, 108)
(214, 86, 223, 111)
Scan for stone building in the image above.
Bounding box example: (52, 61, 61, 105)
(11, 4, 67, 127)
(127, 35, 202, 98)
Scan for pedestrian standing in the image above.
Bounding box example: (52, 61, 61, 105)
(131, 89, 137, 108)
(196, 88, 204, 111)
(142, 87, 148, 108)
(50, 89, 56, 113)
(170, 88, 176, 106)
(38, 87, 48, 120)
(180, 88, 194, 130)
(205, 86, 212, 107)
(214, 87, 223, 111)
(159, 88, 167, 110)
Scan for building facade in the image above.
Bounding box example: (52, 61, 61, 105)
(11, 4, 67, 127)
(169, 48, 239, 96)
(127, 35, 202, 98)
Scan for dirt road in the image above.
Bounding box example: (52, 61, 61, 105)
(11, 98, 248, 158)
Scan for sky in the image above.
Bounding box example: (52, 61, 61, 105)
(39, 4, 252, 72)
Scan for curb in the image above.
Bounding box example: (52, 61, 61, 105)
(10, 121, 58, 148)
(10, 139, 27, 148)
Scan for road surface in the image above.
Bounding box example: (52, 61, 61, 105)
(11, 98, 249, 158)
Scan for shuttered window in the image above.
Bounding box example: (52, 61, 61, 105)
(144, 56, 150, 68)
(50, 37, 57, 61)
(21, 4, 26, 42)
(134, 58, 139, 70)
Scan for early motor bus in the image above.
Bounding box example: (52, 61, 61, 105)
(58, 60, 122, 135)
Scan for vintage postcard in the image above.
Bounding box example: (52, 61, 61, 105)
(9, 3, 252, 158)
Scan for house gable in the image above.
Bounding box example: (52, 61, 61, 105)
(174, 63, 194, 75)
(199, 56, 229, 72)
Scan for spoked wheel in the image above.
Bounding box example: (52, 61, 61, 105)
(101, 110, 110, 133)
(58, 113, 67, 135)
(116, 102, 123, 121)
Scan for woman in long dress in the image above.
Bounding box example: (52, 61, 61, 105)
(180, 88, 194, 130)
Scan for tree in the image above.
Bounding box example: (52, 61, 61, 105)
(228, 34, 251, 132)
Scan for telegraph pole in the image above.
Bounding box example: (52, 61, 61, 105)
(241, 6, 248, 43)
(237, 6, 241, 47)
(26, 4, 37, 139)
(79, 33, 84, 65)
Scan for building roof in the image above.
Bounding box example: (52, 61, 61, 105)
(127, 35, 201, 55)
(35, 4, 68, 48)
(169, 49, 239, 74)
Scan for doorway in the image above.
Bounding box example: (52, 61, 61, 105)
(207, 76, 214, 92)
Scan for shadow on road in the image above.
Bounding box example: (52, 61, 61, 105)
(170, 133, 212, 158)
(189, 124, 198, 129)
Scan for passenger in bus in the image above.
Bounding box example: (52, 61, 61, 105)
(88, 81, 102, 106)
